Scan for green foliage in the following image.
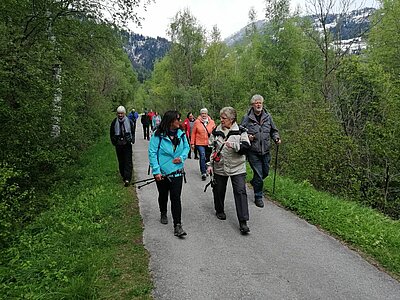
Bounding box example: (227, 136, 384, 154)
(0, 135, 152, 299)
(0, 0, 140, 244)
(0, 164, 36, 246)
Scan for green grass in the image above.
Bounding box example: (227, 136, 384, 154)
(0, 135, 153, 299)
(256, 170, 400, 280)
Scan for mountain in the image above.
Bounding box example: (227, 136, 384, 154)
(123, 32, 171, 82)
(124, 8, 375, 81)
(224, 7, 376, 52)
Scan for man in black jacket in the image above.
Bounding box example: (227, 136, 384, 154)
(241, 95, 281, 207)
(110, 106, 135, 186)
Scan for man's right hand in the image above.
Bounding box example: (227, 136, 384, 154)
(154, 174, 163, 181)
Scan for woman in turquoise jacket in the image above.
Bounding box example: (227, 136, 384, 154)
(148, 110, 189, 237)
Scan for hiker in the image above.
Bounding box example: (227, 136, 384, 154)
(241, 94, 281, 208)
(207, 106, 251, 234)
(141, 110, 151, 140)
(148, 110, 190, 237)
(183, 112, 199, 159)
(110, 106, 135, 187)
(190, 108, 216, 181)
(128, 108, 139, 131)
(151, 111, 162, 132)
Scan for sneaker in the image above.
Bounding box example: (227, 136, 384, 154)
(239, 221, 250, 234)
(160, 213, 168, 224)
(254, 198, 264, 208)
(174, 224, 187, 237)
(216, 212, 226, 220)
(201, 174, 207, 181)
(124, 180, 130, 187)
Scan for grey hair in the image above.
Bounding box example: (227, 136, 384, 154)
(200, 108, 208, 114)
(250, 94, 264, 104)
(220, 107, 236, 122)
(117, 105, 126, 113)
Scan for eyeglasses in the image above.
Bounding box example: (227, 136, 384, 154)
(220, 116, 228, 120)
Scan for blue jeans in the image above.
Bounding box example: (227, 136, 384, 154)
(247, 151, 271, 200)
(196, 145, 211, 175)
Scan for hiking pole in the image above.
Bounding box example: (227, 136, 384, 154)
(204, 172, 214, 192)
(137, 179, 156, 189)
(272, 143, 279, 194)
(132, 177, 155, 185)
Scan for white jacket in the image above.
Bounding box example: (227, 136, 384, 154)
(208, 122, 250, 176)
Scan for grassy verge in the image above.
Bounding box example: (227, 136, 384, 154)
(0, 135, 153, 299)
(257, 172, 400, 280)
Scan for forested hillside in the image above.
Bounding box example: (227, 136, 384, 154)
(135, 1, 400, 220)
(124, 32, 170, 82)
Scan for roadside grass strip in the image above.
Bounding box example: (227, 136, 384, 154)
(0, 135, 153, 299)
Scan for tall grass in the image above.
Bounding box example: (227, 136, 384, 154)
(0, 135, 153, 299)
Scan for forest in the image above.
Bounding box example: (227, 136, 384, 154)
(1, 0, 399, 250)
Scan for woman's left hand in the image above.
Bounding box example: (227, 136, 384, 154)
(172, 157, 181, 164)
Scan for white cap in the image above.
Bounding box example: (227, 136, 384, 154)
(117, 106, 126, 113)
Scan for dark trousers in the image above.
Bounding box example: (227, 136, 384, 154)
(247, 151, 271, 199)
(156, 176, 183, 226)
(115, 144, 133, 182)
(143, 124, 150, 140)
(212, 173, 249, 222)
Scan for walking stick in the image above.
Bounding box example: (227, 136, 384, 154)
(272, 143, 279, 194)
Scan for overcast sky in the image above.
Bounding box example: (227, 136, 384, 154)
(131, 0, 378, 40)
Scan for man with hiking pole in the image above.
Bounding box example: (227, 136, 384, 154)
(241, 94, 281, 208)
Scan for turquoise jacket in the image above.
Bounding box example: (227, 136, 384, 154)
(148, 129, 189, 176)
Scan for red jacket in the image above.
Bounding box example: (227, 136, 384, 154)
(183, 118, 191, 138)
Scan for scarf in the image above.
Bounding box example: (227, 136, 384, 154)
(168, 129, 179, 149)
(114, 116, 131, 136)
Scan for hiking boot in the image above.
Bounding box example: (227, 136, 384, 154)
(201, 174, 207, 181)
(255, 198, 264, 208)
(174, 224, 187, 237)
(160, 213, 168, 224)
(124, 180, 130, 187)
(216, 212, 226, 220)
(239, 221, 250, 234)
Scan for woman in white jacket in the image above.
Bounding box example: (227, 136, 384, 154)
(207, 107, 251, 234)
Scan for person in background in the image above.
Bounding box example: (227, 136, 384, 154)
(183, 112, 199, 159)
(128, 108, 139, 131)
(152, 111, 162, 132)
(110, 106, 135, 187)
(241, 94, 281, 208)
(148, 110, 189, 237)
(147, 109, 155, 126)
(207, 107, 251, 234)
(141, 110, 151, 140)
(191, 108, 215, 181)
